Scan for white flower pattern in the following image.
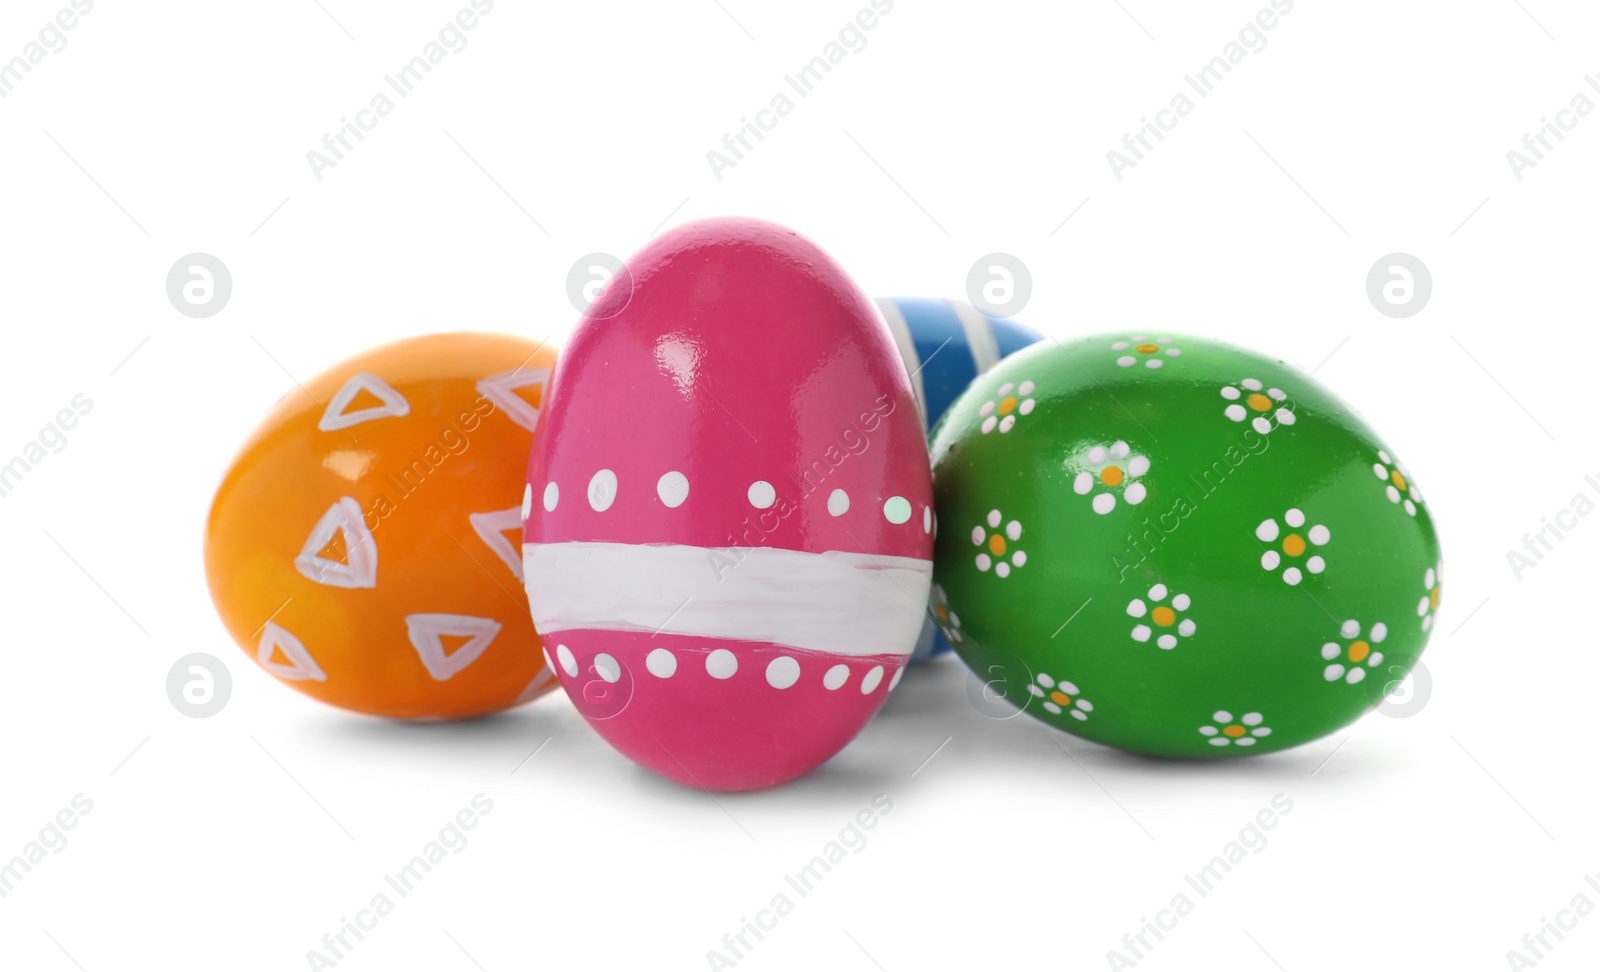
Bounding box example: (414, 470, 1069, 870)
(978, 380, 1036, 434)
(1029, 672, 1093, 720)
(1321, 619, 1387, 684)
(1126, 584, 1196, 650)
(1221, 377, 1296, 434)
(1373, 450, 1424, 517)
(1199, 710, 1271, 747)
(1255, 508, 1330, 585)
(1418, 562, 1442, 631)
(1072, 441, 1150, 514)
(971, 509, 1026, 578)
(1111, 335, 1181, 369)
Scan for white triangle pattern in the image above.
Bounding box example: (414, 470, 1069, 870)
(257, 621, 327, 682)
(475, 367, 550, 432)
(469, 506, 525, 582)
(514, 665, 558, 704)
(406, 613, 502, 681)
(319, 372, 411, 431)
(294, 497, 378, 589)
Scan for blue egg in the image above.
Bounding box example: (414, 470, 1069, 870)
(876, 297, 1044, 662)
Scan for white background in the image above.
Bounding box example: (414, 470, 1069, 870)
(1, 1, 1595, 969)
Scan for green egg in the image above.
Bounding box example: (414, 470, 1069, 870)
(929, 332, 1442, 757)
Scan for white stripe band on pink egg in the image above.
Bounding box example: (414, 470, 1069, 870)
(523, 542, 931, 657)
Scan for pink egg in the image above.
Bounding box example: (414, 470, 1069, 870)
(523, 217, 932, 791)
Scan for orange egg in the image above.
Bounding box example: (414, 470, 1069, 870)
(205, 333, 556, 719)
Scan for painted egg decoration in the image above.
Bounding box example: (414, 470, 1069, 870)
(876, 296, 1043, 662)
(205, 333, 558, 720)
(523, 217, 933, 791)
(929, 332, 1441, 757)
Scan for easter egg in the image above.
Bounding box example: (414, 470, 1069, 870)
(876, 296, 1043, 662)
(205, 333, 557, 720)
(523, 217, 932, 791)
(929, 332, 1441, 757)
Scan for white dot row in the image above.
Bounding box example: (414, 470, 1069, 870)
(547, 644, 903, 694)
(525, 471, 931, 531)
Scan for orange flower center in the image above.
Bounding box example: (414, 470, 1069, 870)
(1151, 606, 1176, 627)
(1348, 641, 1370, 663)
(1391, 470, 1407, 491)
(1050, 691, 1071, 706)
(1282, 534, 1306, 557)
(988, 534, 1007, 557)
(1430, 586, 1440, 609)
(998, 396, 1018, 416)
(1223, 725, 1247, 738)
(1247, 392, 1272, 412)
(1100, 465, 1124, 487)
(1137, 343, 1160, 354)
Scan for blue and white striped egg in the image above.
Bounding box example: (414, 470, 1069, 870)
(876, 297, 1044, 662)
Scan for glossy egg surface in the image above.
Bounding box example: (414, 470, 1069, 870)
(930, 332, 1440, 756)
(206, 333, 556, 719)
(524, 218, 933, 790)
